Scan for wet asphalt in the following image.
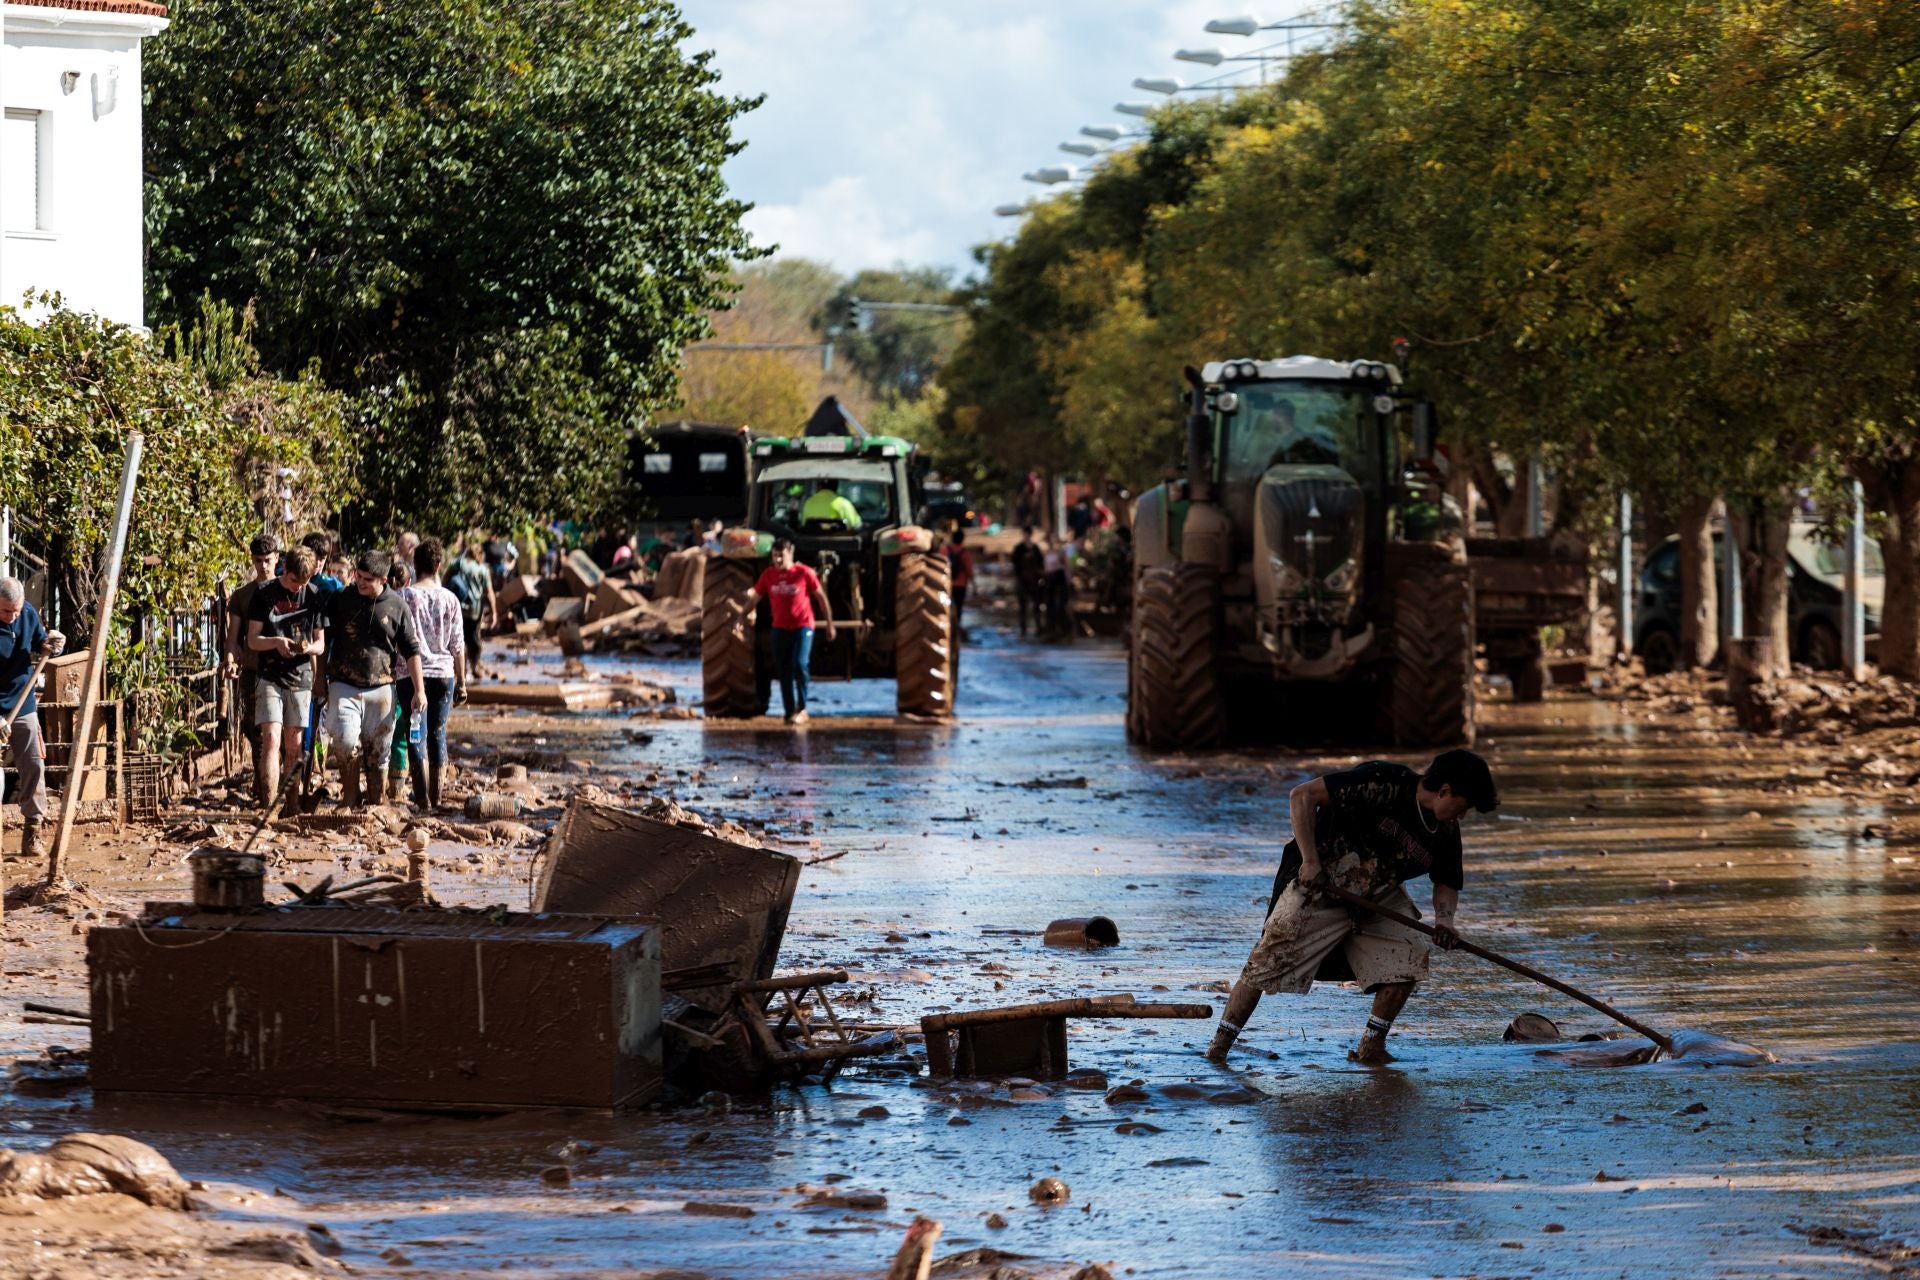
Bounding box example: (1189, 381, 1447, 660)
(4, 621, 1919, 1278)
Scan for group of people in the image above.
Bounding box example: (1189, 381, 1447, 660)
(223, 530, 500, 812)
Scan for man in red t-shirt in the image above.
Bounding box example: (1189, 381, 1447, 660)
(735, 539, 836, 724)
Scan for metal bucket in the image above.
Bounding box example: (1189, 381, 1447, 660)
(188, 847, 265, 911)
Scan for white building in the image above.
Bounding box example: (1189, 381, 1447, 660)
(1, 0, 168, 329)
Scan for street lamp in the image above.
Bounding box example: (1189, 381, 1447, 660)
(1080, 123, 1128, 141)
(1114, 101, 1155, 117)
(1132, 76, 1184, 94)
(994, 203, 1028, 217)
(1204, 14, 1262, 36)
(1058, 141, 1101, 157)
(1023, 165, 1079, 185)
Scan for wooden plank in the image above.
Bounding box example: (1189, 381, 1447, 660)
(463, 681, 615, 711)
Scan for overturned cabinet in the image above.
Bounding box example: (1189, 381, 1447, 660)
(88, 908, 661, 1110)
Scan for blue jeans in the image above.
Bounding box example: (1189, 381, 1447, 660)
(396, 677, 454, 801)
(771, 627, 814, 717)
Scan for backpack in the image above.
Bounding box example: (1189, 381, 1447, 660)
(446, 565, 476, 611)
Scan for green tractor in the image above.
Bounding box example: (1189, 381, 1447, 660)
(1128, 356, 1473, 749)
(702, 411, 956, 720)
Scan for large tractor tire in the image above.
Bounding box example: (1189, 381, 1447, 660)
(1128, 563, 1222, 750)
(1384, 543, 1475, 746)
(895, 551, 956, 717)
(702, 557, 764, 718)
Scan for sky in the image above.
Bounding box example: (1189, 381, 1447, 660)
(676, 1, 1309, 280)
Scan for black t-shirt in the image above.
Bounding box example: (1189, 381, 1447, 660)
(248, 581, 321, 689)
(1010, 542, 1044, 589)
(1271, 761, 1465, 905)
(229, 579, 266, 672)
(321, 589, 421, 689)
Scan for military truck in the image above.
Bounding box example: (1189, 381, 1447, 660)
(702, 403, 956, 719)
(1128, 356, 1476, 749)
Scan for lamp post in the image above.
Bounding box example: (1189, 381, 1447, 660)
(1023, 165, 1080, 185)
(1114, 101, 1155, 117)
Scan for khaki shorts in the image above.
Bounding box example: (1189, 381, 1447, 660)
(1239, 862, 1431, 995)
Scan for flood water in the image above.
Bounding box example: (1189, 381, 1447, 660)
(5, 626, 1919, 1278)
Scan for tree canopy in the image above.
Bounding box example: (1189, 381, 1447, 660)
(145, 0, 761, 534)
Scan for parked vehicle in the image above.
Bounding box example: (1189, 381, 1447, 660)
(1635, 527, 1882, 672)
(628, 422, 755, 527)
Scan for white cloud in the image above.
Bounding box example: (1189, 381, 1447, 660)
(742, 174, 944, 271)
(679, 0, 1310, 274)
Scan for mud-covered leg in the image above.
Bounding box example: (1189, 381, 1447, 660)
(1351, 981, 1414, 1063)
(1206, 980, 1264, 1062)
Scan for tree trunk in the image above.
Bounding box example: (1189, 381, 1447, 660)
(1860, 454, 1920, 680)
(1730, 495, 1791, 678)
(1676, 497, 1718, 668)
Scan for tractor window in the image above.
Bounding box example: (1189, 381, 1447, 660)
(1223, 382, 1375, 481)
(764, 479, 895, 527)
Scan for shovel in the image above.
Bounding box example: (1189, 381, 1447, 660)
(1325, 883, 1773, 1064)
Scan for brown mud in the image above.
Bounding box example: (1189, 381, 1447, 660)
(4, 629, 1919, 1277)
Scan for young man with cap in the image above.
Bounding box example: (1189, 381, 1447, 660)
(1206, 749, 1500, 1064)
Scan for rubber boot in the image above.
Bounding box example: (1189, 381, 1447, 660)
(340, 759, 362, 809)
(427, 762, 443, 811)
(1206, 980, 1263, 1062)
(408, 750, 429, 809)
(366, 766, 388, 809)
(18, 819, 42, 857)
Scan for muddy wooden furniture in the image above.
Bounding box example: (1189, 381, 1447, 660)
(922, 995, 1212, 1080)
(88, 907, 662, 1110)
(534, 799, 800, 1014)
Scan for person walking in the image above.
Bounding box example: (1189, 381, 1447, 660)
(398, 538, 467, 809)
(1205, 751, 1499, 1065)
(732, 538, 834, 725)
(943, 528, 975, 642)
(244, 546, 325, 808)
(1010, 527, 1045, 638)
(223, 533, 280, 798)
(448, 540, 495, 683)
(1043, 541, 1072, 640)
(0, 578, 65, 855)
(304, 533, 345, 596)
(320, 553, 426, 809)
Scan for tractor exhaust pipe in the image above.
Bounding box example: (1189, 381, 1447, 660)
(1180, 365, 1231, 570)
(1183, 365, 1214, 506)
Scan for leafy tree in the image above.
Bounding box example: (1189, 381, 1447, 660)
(820, 267, 962, 405)
(144, 0, 760, 533)
(0, 299, 354, 636)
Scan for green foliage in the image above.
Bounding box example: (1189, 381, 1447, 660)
(0, 299, 353, 631)
(941, 0, 1920, 529)
(144, 0, 761, 530)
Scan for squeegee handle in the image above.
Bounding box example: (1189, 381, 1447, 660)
(1324, 883, 1675, 1052)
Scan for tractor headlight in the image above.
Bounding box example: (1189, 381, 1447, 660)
(1324, 558, 1358, 594)
(1271, 557, 1306, 595)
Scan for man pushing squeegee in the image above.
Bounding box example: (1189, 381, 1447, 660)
(1206, 749, 1777, 1066)
(1207, 750, 1497, 1064)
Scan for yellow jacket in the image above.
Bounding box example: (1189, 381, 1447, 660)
(801, 489, 862, 529)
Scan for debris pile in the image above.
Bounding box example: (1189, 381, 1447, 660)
(1744, 672, 1920, 738)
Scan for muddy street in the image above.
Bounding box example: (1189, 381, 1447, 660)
(5, 631, 1920, 1279)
